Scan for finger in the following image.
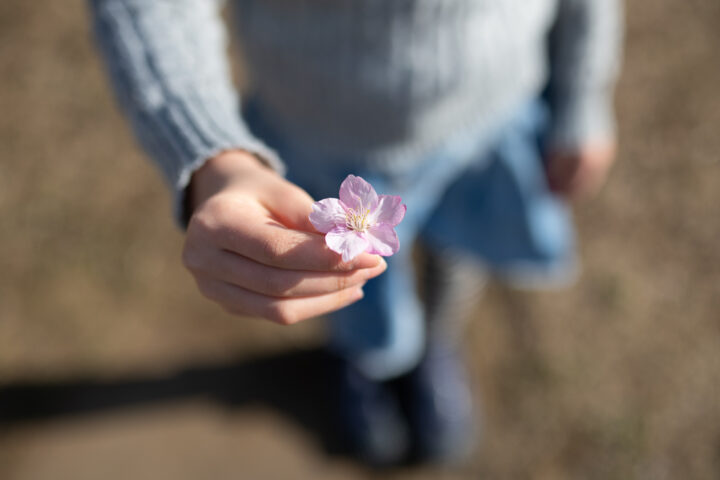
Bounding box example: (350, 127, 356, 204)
(197, 277, 365, 325)
(566, 154, 609, 198)
(546, 154, 579, 195)
(210, 206, 382, 272)
(565, 162, 595, 198)
(194, 248, 386, 297)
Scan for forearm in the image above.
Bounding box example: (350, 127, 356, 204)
(546, 0, 624, 150)
(89, 0, 283, 224)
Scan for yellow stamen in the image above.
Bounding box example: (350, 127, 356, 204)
(346, 208, 371, 232)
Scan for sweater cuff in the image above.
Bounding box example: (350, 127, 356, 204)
(132, 89, 285, 227)
(546, 87, 616, 152)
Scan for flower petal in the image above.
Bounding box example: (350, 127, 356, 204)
(339, 175, 378, 212)
(309, 198, 347, 233)
(365, 224, 400, 256)
(326, 226, 370, 262)
(369, 195, 406, 227)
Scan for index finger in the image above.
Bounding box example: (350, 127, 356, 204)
(215, 211, 382, 272)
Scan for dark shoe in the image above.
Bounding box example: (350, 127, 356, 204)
(399, 342, 477, 465)
(329, 354, 410, 467)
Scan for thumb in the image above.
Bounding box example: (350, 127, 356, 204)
(265, 180, 318, 233)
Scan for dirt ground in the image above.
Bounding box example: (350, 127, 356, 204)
(1, 1, 719, 479)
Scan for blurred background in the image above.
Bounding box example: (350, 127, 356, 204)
(1, 0, 719, 478)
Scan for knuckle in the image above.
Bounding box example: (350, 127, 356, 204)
(327, 255, 349, 272)
(335, 273, 350, 292)
(195, 279, 217, 301)
(188, 206, 216, 236)
(181, 244, 202, 272)
(190, 197, 234, 240)
(265, 303, 297, 326)
(203, 195, 230, 220)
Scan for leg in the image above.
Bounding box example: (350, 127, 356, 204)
(396, 245, 487, 463)
(420, 244, 488, 346)
(399, 99, 578, 464)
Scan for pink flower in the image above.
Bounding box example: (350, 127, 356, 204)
(309, 175, 406, 262)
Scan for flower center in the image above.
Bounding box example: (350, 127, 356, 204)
(346, 208, 370, 232)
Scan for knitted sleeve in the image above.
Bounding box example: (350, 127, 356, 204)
(546, 0, 624, 151)
(88, 0, 284, 224)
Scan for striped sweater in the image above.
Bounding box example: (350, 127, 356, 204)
(89, 0, 622, 219)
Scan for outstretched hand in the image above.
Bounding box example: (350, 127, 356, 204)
(182, 151, 386, 325)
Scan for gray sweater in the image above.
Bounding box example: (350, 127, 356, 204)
(90, 0, 622, 218)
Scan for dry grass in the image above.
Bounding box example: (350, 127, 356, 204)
(1, 0, 719, 478)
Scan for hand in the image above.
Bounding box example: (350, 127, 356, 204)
(182, 151, 386, 325)
(545, 140, 617, 199)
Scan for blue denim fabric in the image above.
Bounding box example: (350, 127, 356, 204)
(244, 98, 576, 380)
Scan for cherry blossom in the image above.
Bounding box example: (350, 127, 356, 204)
(309, 175, 406, 262)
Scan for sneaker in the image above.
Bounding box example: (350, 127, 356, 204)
(398, 341, 478, 465)
(328, 353, 410, 467)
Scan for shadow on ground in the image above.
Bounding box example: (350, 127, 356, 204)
(0, 349, 353, 457)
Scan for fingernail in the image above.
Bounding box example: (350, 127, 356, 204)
(371, 258, 387, 275)
(361, 259, 386, 280)
(366, 256, 385, 269)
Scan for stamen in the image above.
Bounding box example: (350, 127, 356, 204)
(346, 208, 370, 232)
